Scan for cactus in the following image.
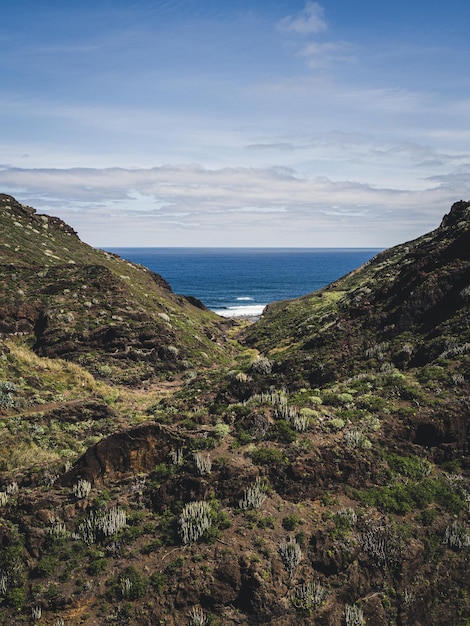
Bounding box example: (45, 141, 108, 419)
(72, 478, 92, 499)
(178, 501, 212, 545)
(193, 452, 212, 476)
(278, 537, 302, 579)
(344, 603, 365, 626)
(239, 478, 268, 510)
(291, 580, 327, 611)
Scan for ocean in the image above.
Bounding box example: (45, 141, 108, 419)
(105, 248, 382, 317)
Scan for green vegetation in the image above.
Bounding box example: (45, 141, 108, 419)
(0, 196, 469, 624)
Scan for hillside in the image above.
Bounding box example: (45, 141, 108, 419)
(0, 197, 469, 626)
(0, 193, 235, 384)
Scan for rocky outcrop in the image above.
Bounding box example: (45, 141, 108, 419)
(61, 422, 185, 485)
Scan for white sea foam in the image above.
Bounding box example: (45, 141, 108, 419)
(236, 296, 254, 301)
(212, 304, 266, 318)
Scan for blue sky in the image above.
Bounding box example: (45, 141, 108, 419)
(1, 0, 470, 247)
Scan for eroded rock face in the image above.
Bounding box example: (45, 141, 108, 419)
(60, 423, 185, 485)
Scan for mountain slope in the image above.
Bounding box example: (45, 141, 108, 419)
(0, 197, 468, 626)
(245, 200, 470, 386)
(0, 194, 235, 383)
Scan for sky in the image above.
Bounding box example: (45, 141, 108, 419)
(1, 0, 470, 247)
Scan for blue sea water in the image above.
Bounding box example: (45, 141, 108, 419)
(105, 248, 382, 317)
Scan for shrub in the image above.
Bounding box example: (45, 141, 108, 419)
(251, 447, 288, 466)
(356, 394, 387, 411)
(357, 483, 414, 514)
(87, 557, 108, 575)
(107, 566, 148, 601)
(386, 453, 431, 479)
(357, 477, 466, 515)
(214, 421, 230, 439)
(419, 508, 438, 526)
(270, 419, 297, 443)
(258, 515, 276, 529)
(35, 554, 59, 577)
(282, 514, 301, 531)
(150, 571, 168, 592)
(326, 417, 345, 432)
(141, 538, 162, 555)
(4, 586, 25, 611)
(250, 357, 273, 375)
(309, 395, 322, 405)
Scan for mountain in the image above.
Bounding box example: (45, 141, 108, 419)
(0, 196, 468, 625)
(0, 194, 235, 384)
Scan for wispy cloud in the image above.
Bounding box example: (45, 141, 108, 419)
(276, 2, 354, 70)
(277, 2, 327, 35)
(299, 41, 354, 68)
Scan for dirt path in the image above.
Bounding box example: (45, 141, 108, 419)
(0, 396, 92, 420)
(0, 376, 184, 422)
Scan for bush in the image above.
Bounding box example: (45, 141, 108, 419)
(269, 419, 297, 443)
(150, 571, 168, 592)
(419, 508, 438, 526)
(356, 477, 466, 515)
(34, 554, 59, 578)
(150, 462, 176, 486)
(4, 586, 25, 611)
(357, 483, 415, 514)
(356, 394, 387, 411)
(282, 514, 301, 531)
(322, 392, 354, 407)
(251, 447, 288, 466)
(107, 566, 148, 601)
(87, 557, 109, 575)
(386, 453, 431, 479)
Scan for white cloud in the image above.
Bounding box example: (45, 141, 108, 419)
(299, 41, 354, 68)
(277, 2, 327, 35)
(0, 163, 466, 247)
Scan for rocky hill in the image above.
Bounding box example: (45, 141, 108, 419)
(0, 197, 468, 625)
(0, 194, 234, 384)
